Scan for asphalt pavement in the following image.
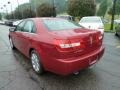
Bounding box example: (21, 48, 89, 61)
(0, 25, 120, 90)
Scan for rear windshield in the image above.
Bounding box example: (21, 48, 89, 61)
(43, 19, 82, 31)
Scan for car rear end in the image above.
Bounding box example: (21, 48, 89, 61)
(41, 18, 105, 75)
(52, 32, 104, 75)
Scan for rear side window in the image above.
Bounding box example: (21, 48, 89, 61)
(23, 21, 35, 33)
(43, 19, 81, 31)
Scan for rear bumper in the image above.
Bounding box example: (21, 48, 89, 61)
(43, 45, 105, 75)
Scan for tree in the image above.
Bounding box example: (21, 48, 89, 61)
(97, 0, 108, 18)
(108, 7, 113, 15)
(37, 3, 56, 17)
(15, 3, 31, 19)
(67, 0, 96, 18)
(30, 0, 67, 14)
(96, 0, 102, 3)
(6, 8, 36, 19)
(108, 0, 120, 16)
(115, 0, 120, 16)
(22, 8, 36, 18)
(5, 14, 12, 19)
(55, 0, 67, 13)
(14, 10, 22, 19)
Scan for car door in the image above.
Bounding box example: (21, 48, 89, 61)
(11, 21, 26, 51)
(18, 20, 36, 57)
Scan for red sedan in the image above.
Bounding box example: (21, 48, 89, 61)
(9, 18, 105, 75)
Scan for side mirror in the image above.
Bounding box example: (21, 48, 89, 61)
(9, 27, 16, 32)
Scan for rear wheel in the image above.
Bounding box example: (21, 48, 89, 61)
(30, 50, 44, 74)
(9, 37, 16, 50)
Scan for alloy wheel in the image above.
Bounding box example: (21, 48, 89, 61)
(31, 52, 41, 73)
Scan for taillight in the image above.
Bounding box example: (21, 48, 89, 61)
(99, 35, 103, 40)
(54, 39, 81, 51)
(60, 42, 80, 48)
(96, 32, 103, 44)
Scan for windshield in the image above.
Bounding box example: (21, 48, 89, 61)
(43, 19, 82, 31)
(80, 17, 102, 23)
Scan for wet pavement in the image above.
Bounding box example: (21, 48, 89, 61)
(0, 25, 120, 90)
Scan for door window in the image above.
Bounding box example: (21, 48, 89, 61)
(16, 21, 26, 31)
(23, 21, 35, 33)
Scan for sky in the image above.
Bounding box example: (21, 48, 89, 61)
(0, 0, 29, 13)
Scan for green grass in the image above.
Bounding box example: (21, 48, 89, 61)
(104, 23, 116, 32)
(104, 23, 111, 31)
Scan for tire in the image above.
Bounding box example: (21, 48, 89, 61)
(9, 37, 16, 50)
(30, 50, 44, 74)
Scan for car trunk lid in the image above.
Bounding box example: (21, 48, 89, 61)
(52, 28, 103, 58)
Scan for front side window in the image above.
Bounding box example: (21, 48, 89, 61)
(16, 21, 26, 31)
(43, 19, 82, 31)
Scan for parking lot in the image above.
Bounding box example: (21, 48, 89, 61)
(0, 25, 120, 90)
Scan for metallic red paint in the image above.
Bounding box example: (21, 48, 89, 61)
(9, 18, 105, 75)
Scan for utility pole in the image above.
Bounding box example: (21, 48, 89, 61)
(110, 0, 117, 31)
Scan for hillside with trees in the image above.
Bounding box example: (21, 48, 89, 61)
(30, 0, 67, 13)
(5, 0, 120, 20)
(97, 0, 108, 18)
(37, 3, 56, 17)
(67, 0, 96, 18)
